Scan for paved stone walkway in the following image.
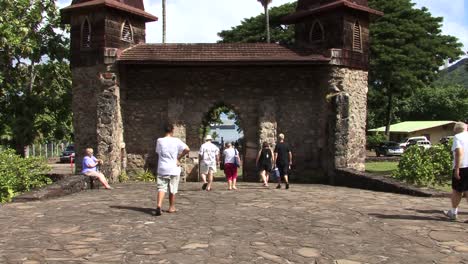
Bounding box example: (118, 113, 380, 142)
(1, 182, 468, 264)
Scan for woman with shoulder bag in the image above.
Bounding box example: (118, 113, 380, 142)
(223, 142, 239, 190)
(256, 142, 273, 187)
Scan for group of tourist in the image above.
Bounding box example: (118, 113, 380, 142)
(150, 124, 293, 215)
(81, 121, 468, 219)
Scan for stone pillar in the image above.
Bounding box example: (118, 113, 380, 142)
(95, 48, 125, 183)
(327, 67, 368, 182)
(258, 98, 278, 148)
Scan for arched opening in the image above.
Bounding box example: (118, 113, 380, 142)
(353, 20, 362, 52)
(199, 102, 245, 181)
(81, 18, 91, 48)
(309, 20, 324, 43)
(121, 19, 133, 42)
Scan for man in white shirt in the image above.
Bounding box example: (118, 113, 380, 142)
(155, 124, 190, 216)
(199, 135, 220, 191)
(444, 122, 468, 221)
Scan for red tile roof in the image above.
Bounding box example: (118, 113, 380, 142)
(282, 0, 383, 24)
(118, 43, 330, 65)
(61, 0, 158, 23)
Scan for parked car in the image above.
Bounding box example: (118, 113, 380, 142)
(406, 140, 432, 150)
(375, 141, 404, 157)
(440, 136, 454, 145)
(399, 136, 428, 148)
(60, 145, 75, 163)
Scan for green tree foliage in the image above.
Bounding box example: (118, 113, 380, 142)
(393, 144, 452, 186)
(218, 2, 296, 44)
(398, 85, 468, 122)
(0, 0, 71, 154)
(0, 149, 51, 202)
(366, 133, 387, 150)
(368, 0, 463, 135)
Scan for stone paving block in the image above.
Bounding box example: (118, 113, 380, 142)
(0, 182, 467, 263)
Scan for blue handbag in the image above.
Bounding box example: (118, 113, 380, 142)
(234, 149, 240, 168)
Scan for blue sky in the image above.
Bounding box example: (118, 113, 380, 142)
(57, 0, 467, 52)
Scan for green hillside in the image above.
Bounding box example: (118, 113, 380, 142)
(434, 58, 468, 88)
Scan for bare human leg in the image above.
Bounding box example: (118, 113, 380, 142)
(207, 170, 214, 191)
(168, 193, 176, 213)
(93, 172, 112, 189)
(233, 177, 237, 190)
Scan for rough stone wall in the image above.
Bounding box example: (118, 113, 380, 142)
(72, 62, 124, 183)
(95, 63, 124, 182)
(120, 65, 331, 182)
(72, 66, 101, 173)
(329, 67, 368, 172)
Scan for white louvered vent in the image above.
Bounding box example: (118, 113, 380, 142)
(310, 21, 324, 42)
(353, 21, 362, 51)
(121, 20, 133, 42)
(82, 19, 91, 48)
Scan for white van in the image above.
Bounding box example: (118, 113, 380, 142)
(399, 136, 428, 148)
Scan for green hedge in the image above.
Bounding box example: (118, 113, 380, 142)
(393, 144, 452, 186)
(0, 149, 51, 202)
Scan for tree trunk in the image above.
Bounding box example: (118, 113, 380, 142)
(265, 5, 270, 43)
(162, 0, 166, 44)
(384, 92, 393, 139)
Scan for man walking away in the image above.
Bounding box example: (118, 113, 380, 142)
(155, 124, 190, 216)
(199, 135, 220, 191)
(444, 122, 468, 220)
(274, 133, 292, 189)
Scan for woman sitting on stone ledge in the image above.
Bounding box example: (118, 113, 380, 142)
(82, 148, 113, 190)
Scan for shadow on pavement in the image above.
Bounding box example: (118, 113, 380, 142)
(369, 213, 448, 222)
(405, 208, 468, 215)
(110, 205, 155, 216)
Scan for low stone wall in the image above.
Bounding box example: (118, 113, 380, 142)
(334, 168, 447, 197)
(12, 175, 93, 203)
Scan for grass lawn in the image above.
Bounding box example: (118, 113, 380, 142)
(365, 161, 451, 193)
(365, 161, 399, 175)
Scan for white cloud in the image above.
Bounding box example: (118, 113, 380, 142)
(57, 0, 467, 52)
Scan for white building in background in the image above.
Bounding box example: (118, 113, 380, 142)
(210, 118, 243, 144)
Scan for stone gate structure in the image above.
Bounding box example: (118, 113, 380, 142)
(61, 0, 382, 182)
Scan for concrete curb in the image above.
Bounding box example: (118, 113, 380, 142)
(12, 175, 92, 203)
(335, 168, 449, 197)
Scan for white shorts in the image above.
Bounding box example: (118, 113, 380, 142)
(200, 162, 217, 175)
(157, 175, 180, 194)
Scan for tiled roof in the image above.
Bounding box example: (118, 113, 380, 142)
(61, 0, 158, 23)
(118, 43, 330, 65)
(282, 0, 383, 24)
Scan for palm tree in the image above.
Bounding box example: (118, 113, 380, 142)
(162, 0, 166, 43)
(257, 0, 272, 43)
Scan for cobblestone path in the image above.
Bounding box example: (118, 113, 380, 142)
(1, 182, 468, 264)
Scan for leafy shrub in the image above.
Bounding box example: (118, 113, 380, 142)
(393, 144, 452, 186)
(135, 169, 156, 182)
(366, 133, 387, 150)
(0, 149, 51, 202)
(118, 171, 129, 183)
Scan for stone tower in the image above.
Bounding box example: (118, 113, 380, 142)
(283, 0, 382, 68)
(284, 0, 382, 174)
(61, 0, 157, 181)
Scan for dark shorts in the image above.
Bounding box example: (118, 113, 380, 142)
(276, 164, 289, 177)
(258, 163, 272, 173)
(452, 167, 468, 193)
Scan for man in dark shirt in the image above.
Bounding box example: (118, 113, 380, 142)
(274, 133, 292, 189)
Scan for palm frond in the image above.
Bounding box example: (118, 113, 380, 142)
(257, 0, 273, 7)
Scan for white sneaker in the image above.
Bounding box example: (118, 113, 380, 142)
(443, 210, 457, 221)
